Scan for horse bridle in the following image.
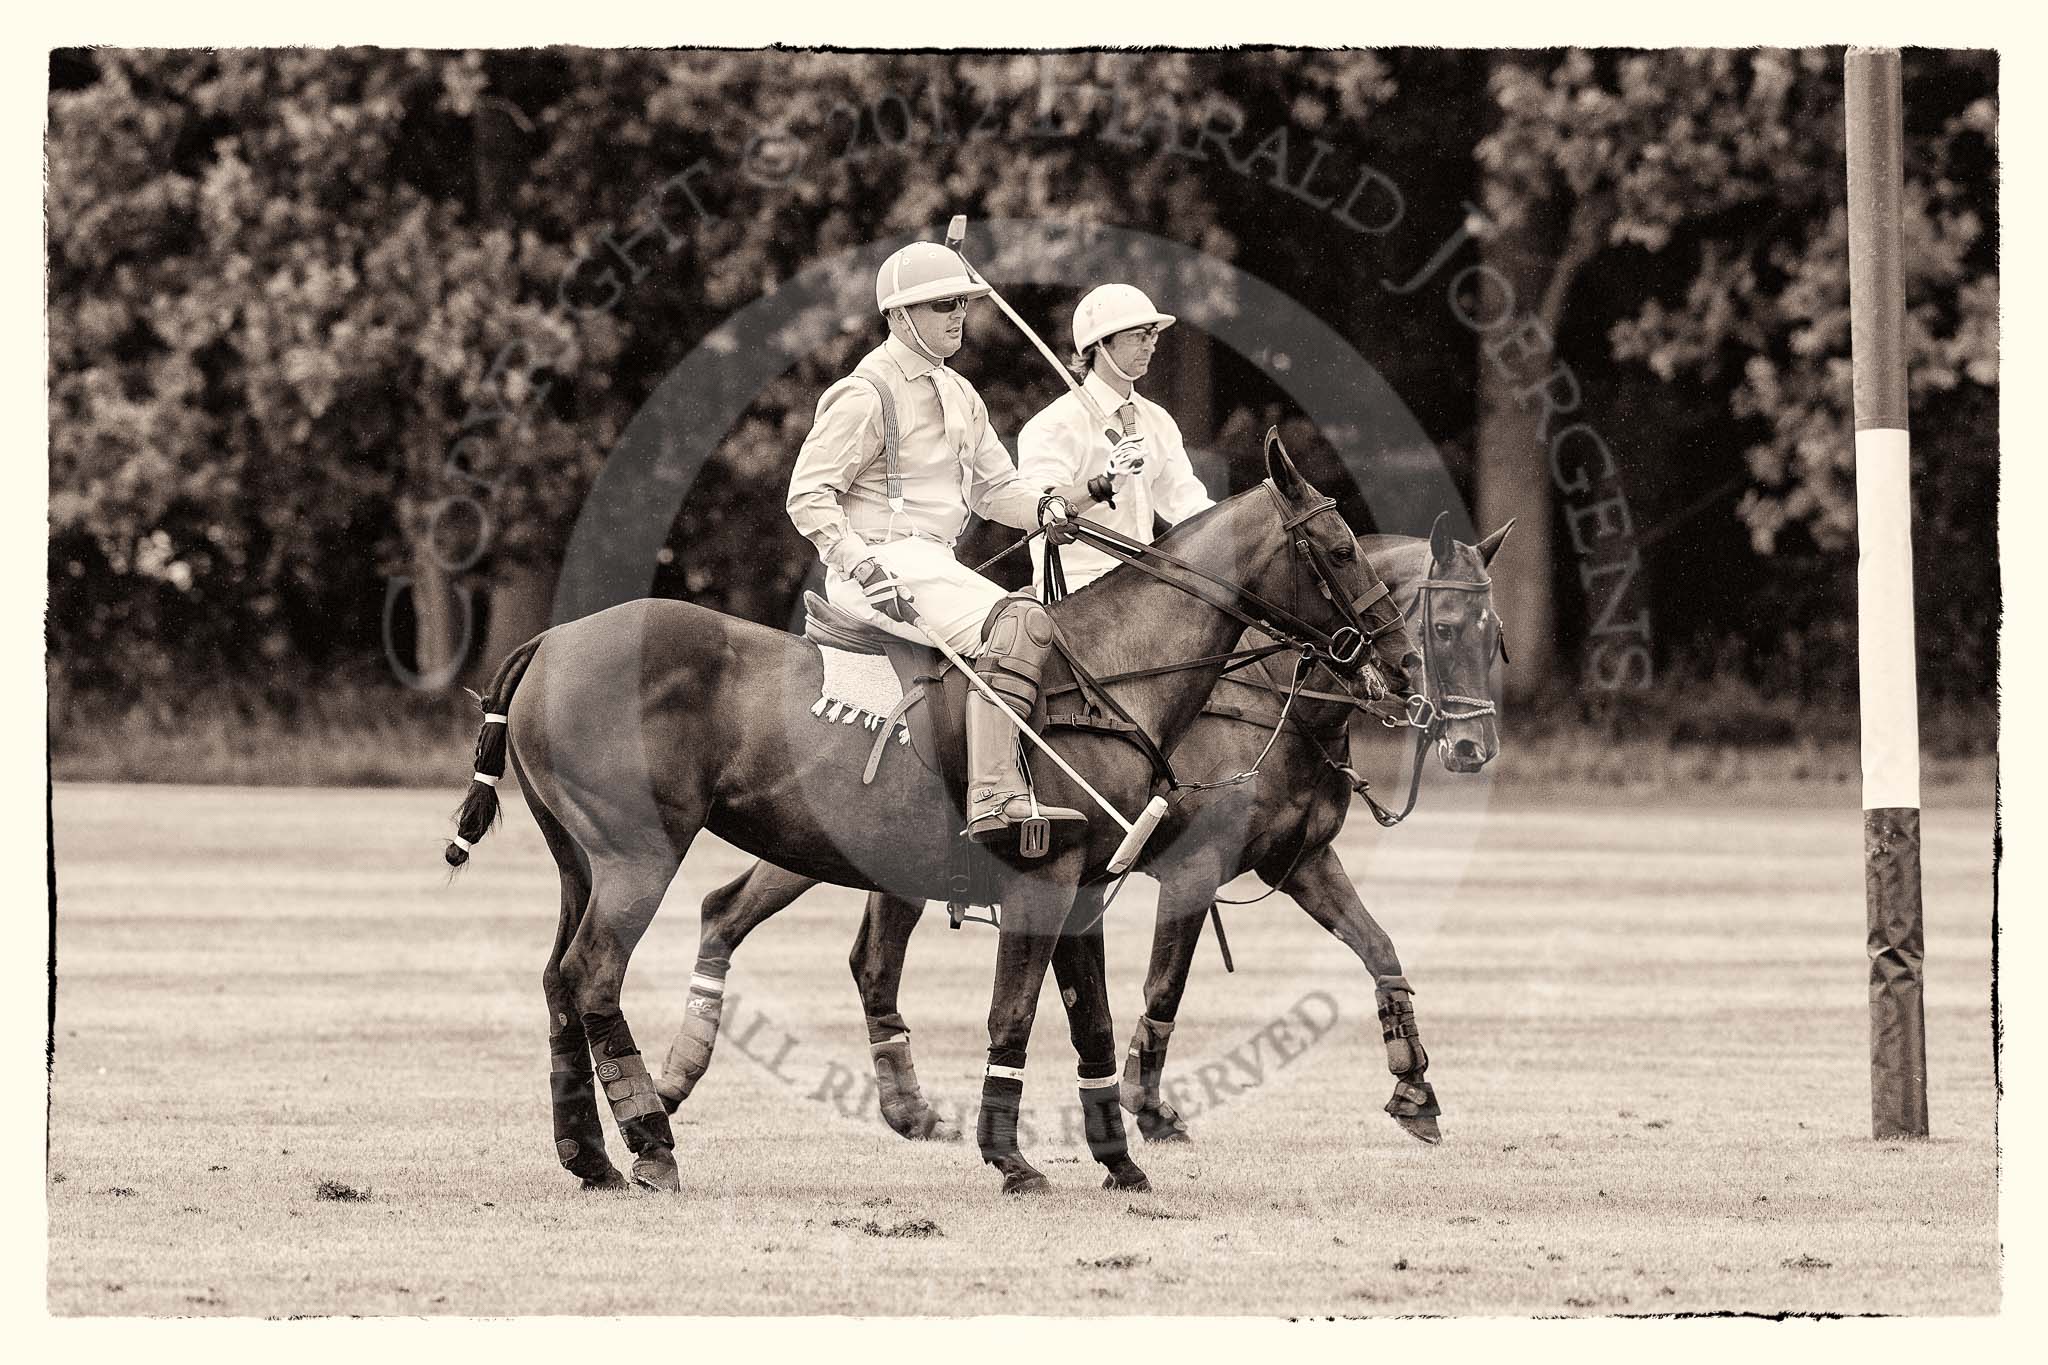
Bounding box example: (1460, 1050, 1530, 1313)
(1277, 489, 1408, 674)
(1385, 569, 1503, 739)
(1215, 560, 1505, 830)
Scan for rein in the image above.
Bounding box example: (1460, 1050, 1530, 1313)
(1057, 484, 1402, 675)
(1033, 483, 1413, 809)
(1206, 565, 1505, 829)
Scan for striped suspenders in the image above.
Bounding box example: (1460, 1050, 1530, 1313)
(854, 364, 905, 514)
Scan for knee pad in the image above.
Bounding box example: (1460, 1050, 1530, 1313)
(978, 596, 1057, 705)
(980, 595, 1053, 660)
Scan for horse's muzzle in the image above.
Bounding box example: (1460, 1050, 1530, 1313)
(1387, 650, 1423, 699)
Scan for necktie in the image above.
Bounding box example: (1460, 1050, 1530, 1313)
(928, 371, 960, 452)
(929, 370, 974, 512)
(1115, 401, 1138, 443)
(1116, 402, 1143, 518)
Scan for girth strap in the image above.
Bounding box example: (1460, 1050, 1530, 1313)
(1042, 640, 1297, 700)
(1041, 616, 1179, 791)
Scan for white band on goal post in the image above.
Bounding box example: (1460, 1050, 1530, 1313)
(1846, 47, 1929, 1140)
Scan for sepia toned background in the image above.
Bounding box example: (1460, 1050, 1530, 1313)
(42, 46, 2002, 1318)
(45, 49, 1997, 784)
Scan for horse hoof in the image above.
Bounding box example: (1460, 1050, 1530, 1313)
(1002, 1170, 1052, 1195)
(1136, 1108, 1191, 1143)
(1393, 1114, 1442, 1145)
(886, 1106, 961, 1142)
(630, 1149, 682, 1193)
(580, 1167, 628, 1192)
(1101, 1159, 1151, 1192)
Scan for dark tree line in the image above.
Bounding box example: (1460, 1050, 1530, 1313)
(47, 48, 1997, 720)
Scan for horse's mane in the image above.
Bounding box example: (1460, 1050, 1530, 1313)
(1150, 487, 1254, 547)
(1047, 481, 1265, 605)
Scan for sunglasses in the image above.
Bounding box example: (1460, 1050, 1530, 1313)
(923, 296, 971, 315)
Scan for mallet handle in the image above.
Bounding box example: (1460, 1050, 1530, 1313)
(946, 217, 1122, 443)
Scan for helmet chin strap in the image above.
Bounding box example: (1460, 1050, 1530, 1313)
(1100, 343, 1141, 386)
(894, 307, 947, 366)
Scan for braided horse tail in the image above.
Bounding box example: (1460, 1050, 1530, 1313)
(444, 634, 546, 869)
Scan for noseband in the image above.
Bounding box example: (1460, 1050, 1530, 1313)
(1391, 571, 1502, 742)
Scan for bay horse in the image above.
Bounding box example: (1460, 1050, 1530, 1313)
(666, 514, 1509, 1152)
(443, 433, 1420, 1195)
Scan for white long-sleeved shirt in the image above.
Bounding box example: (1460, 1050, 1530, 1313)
(1017, 370, 1216, 592)
(787, 336, 1044, 576)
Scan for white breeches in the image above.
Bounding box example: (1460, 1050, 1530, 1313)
(823, 535, 1011, 656)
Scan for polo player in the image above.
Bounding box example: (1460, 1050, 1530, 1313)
(1019, 283, 1216, 598)
(786, 240, 1150, 845)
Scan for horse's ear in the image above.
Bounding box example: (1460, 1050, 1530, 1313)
(1264, 426, 1304, 501)
(1429, 510, 1455, 567)
(1476, 517, 1515, 566)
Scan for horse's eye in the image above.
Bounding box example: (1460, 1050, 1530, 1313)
(1330, 543, 1356, 562)
(1434, 622, 1455, 641)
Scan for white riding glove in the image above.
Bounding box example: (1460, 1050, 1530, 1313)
(1106, 435, 1147, 481)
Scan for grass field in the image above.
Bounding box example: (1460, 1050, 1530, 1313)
(47, 779, 1999, 1317)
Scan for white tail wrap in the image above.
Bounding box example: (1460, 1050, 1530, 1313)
(483, 713, 508, 725)
(470, 772, 500, 788)
(451, 835, 474, 852)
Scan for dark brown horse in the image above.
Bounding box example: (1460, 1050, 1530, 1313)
(444, 434, 1420, 1195)
(662, 515, 1508, 1155)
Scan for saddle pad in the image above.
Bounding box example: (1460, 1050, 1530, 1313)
(816, 644, 907, 727)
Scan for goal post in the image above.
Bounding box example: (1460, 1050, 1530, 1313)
(1845, 46, 1929, 1140)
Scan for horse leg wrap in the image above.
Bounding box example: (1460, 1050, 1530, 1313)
(1120, 1015, 1188, 1139)
(549, 1034, 615, 1184)
(1078, 1072, 1130, 1165)
(976, 1073, 1025, 1165)
(1376, 976, 1430, 1077)
(587, 1018, 674, 1155)
(870, 1032, 937, 1139)
(865, 1010, 910, 1045)
(657, 961, 729, 1110)
(1121, 1014, 1173, 1112)
(1385, 1076, 1442, 1121)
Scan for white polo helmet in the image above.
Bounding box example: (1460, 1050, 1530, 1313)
(875, 241, 990, 314)
(1073, 283, 1176, 352)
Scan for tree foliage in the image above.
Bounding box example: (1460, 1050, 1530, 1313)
(47, 48, 1998, 713)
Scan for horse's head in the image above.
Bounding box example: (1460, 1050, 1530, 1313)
(1263, 430, 1422, 701)
(1417, 512, 1512, 774)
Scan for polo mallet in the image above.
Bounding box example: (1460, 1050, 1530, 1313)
(946, 214, 1125, 448)
(897, 595, 1167, 875)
